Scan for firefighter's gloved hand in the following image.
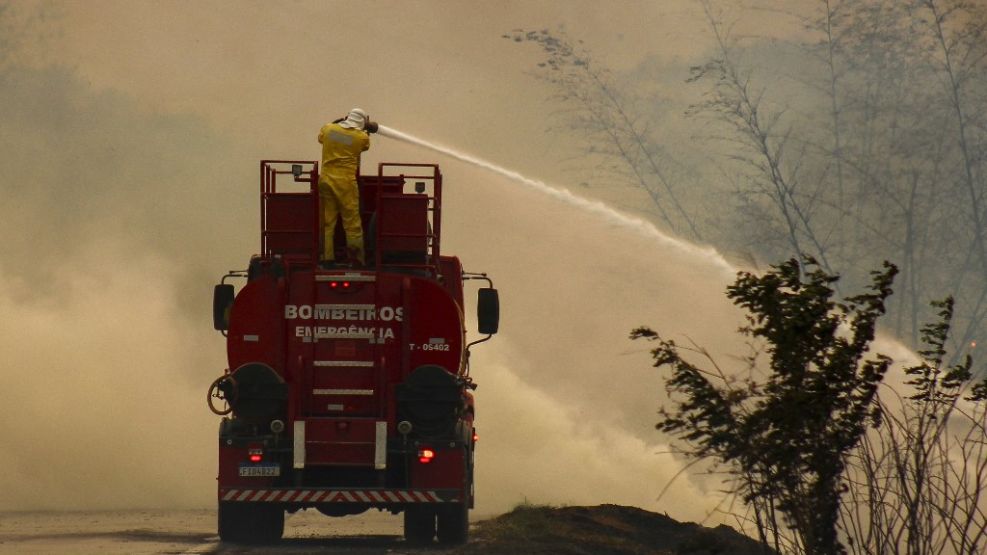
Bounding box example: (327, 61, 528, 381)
(366, 121, 379, 134)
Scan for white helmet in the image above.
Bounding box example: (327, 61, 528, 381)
(339, 108, 368, 130)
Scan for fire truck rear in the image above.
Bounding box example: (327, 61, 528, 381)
(209, 161, 499, 544)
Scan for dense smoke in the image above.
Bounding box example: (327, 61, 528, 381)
(0, 66, 748, 514)
(0, 58, 247, 509)
(0, 54, 746, 517)
(0, 243, 214, 509)
(0, 0, 928, 527)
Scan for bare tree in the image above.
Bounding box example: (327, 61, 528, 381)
(689, 1, 839, 277)
(505, 29, 704, 240)
(813, 0, 948, 345)
(682, 0, 987, 356)
(913, 0, 987, 358)
(840, 298, 987, 555)
(506, 1, 987, 356)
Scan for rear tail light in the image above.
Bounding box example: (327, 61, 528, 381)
(248, 447, 263, 463)
(417, 448, 435, 464)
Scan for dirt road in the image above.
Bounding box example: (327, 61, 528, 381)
(0, 509, 456, 554)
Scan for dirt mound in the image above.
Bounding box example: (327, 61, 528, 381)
(454, 504, 771, 555)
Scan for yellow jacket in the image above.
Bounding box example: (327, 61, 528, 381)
(318, 122, 370, 184)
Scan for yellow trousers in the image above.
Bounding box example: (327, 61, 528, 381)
(319, 177, 365, 265)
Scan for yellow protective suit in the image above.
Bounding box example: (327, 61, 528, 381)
(318, 122, 370, 264)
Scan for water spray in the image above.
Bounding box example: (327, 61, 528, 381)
(377, 125, 733, 274)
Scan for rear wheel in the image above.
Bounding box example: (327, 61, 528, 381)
(436, 502, 469, 544)
(403, 506, 436, 544)
(218, 501, 284, 544)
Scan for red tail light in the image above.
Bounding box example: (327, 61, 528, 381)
(418, 448, 435, 464)
(248, 447, 263, 463)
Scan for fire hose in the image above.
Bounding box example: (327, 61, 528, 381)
(207, 374, 238, 416)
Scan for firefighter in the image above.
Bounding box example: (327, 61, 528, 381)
(318, 108, 376, 266)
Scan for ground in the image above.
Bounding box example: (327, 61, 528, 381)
(0, 504, 769, 554)
(462, 504, 770, 555)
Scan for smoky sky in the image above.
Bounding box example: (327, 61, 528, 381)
(0, 0, 919, 523)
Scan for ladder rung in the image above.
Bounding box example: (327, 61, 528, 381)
(313, 388, 374, 396)
(314, 360, 374, 367)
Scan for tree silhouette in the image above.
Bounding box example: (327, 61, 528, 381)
(634, 259, 896, 554)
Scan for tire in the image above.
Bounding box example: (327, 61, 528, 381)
(218, 501, 284, 544)
(436, 502, 469, 544)
(403, 506, 436, 544)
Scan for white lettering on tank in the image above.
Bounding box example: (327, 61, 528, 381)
(285, 304, 404, 324)
(293, 325, 398, 342)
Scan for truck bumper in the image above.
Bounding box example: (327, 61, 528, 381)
(219, 487, 462, 504)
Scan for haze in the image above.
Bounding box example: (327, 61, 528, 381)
(0, 0, 901, 527)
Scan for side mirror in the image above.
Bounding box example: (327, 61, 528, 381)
(477, 288, 499, 335)
(213, 284, 235, 331)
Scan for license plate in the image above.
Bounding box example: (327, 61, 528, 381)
(239, 464, 280, 477)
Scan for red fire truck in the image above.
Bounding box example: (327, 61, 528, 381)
(209, 160, 499, 544)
